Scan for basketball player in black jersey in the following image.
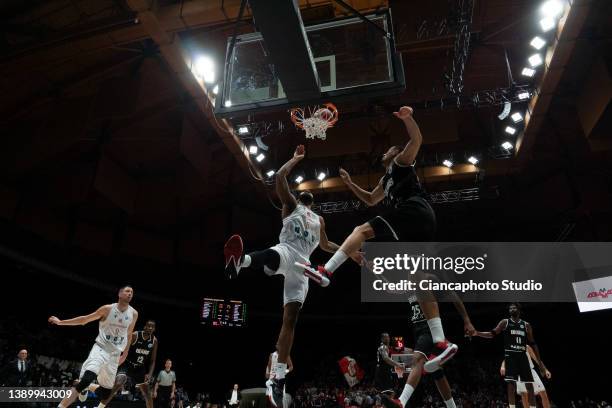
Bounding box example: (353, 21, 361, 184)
(473, 303, 548, 408)
(85, 319, 158, 408)
(375, 333, 404, 395)
(302, 106, 457, 373)
(382, 293, 475, 408)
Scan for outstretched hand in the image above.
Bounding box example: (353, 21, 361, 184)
(294, 144, 305, 161)
(393, 106, 414, 121)
(339, 168, 351, 184)
(48, 316, 61, 325)
(464, 321, 476, 337)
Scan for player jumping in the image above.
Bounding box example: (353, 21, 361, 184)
(224, 145, 355, 408)
(49, 285, 138, 408)
(301, 107, 457, 372)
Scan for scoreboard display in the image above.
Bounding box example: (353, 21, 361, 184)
(201, 298, 247, 327)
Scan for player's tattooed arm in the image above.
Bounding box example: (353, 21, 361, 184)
(276, 145, 304, 214)
(48, 304, 111, 326)
(393, 107, 423, 166)
(120, 310, 138, 365)
(473, 318, 507, 338)
(339, 168, 384, 206)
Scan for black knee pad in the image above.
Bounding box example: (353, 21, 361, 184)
(75, 370, 97, 392)
(96, 386, 113, 400)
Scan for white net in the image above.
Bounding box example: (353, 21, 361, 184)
(301, 116, 330, 140)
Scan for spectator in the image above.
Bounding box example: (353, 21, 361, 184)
(0, 348, 31, 386)
(154, 359, 177, 408)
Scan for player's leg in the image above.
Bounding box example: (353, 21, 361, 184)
(507, 381, 517, 407)
(91, 354, 120, 408)
(139, 382, 154, 408)
(224, 234, 281, 278)
(525, 383, 537, 408)
(540, 390, 551, 408)
(433, 373, 457, 408)
(58, 345, 106, 407)
(420, 297, 457, 372)
(521, 390, 529, 408)
(381, 347, 427, 408)
(269, 301, 300, 407)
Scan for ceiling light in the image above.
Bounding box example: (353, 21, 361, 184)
(266, 170, 275, 177)
(442, 159, 453, 168)
(518, 92, 530, 100)
(238, 126, 249, 135)
(224, 100, 232, 107)
(530, 36, 546, 50)
(194, 55, 215, 83)
(249, 145, 258, 154)
(317, 172, 327, 181)
(541, 0, 564, 18)
(511, 112, 524, 123)
(212, 84, 219, 95)
(539, 17, 556, 32)
(528, 54, 543, 67)
(505, 126, 517, 135)
(255, 153, 265, 162)
(468, 156, 479, 165)
(502, 141, 513, 150)
(295, 175, 304, 183)
(521, 67, 536, 77)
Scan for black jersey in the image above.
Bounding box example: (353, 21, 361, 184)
(127, 331, 155, 367)
(382, 161, 425, 205)
(376, 343, 392, 368)
(408, 295, 427, 329)
(504, 318, 528, 352)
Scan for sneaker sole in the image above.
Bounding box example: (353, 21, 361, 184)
(424, 344, 458, 372)
(295, 262, 329, 287)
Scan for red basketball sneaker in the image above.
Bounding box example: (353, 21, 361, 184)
(224, 234, 244, 279)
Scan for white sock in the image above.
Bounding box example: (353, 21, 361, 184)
(274, 363, 287, 380)
(444, 398, 456, 408)
(96, 403, 106, 408)
(324, 250, 349, 273)
(241, 254, 252, 268)
(509, 405, 516, 408)
(399, 384, 415, 407)
(427, 317, 445, 343)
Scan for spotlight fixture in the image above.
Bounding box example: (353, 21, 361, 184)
(518, 92, 530, 100)
(541, 0, 564, 18)
(468, 156, 479, 165)
(194, 55, 215, 83)
(502, 141, 514, 150)
(539, 17, 556, 32)
(295, 175, 304, 183)
(255, 153, 265, 162)
(498, 102, 511, 120)
(521, 67, 536, 77)
(505, 126, 517, 135)
(238, 126, 249, 135)
(212, 84, 219, 95)
(317, 172, 327, 181)
(528, 54, 543, 67)
(443, 159, 453, 168)
(530, 36, 546, 50)
(266, 170, 275, 177)
(249, 145, 258, 154)
(224, 100, 232, 107)
(511, 112, 524, 123)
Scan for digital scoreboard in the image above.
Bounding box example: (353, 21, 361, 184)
(201, 298, 246, 327)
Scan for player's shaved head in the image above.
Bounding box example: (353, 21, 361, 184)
(297, 190, 314, 206)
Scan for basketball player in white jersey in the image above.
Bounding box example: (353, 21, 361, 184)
(48, 284, 139, 408)
(224, 145, 357, 408)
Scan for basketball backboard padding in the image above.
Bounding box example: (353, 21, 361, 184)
(215, 9, 405, 118)
(248, 0, 320, 101)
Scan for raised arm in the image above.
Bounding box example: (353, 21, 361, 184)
(119, 310, 139, 365)
(276, 145, 305, 214)
(339, 168, 385, 206)
(319, 216, 340, 253)
(48, 305, 110, 326)
(393, 107, 423, 166)
(447, 290, 475, 336)
(473, 319, 507, 339)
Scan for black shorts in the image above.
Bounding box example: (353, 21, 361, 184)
(374, 366, 395, 392)
(119, 363, 147, 385)
(505, 351, 534, 383)
(368, 197, 436, 241)
(413, 325, 444, 380)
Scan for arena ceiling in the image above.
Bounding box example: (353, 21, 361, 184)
(0, 0, 610, 272)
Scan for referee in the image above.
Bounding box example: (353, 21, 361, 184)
(154, 359, 176, 408)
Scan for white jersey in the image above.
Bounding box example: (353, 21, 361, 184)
(279, 204, 320, 258)
(95, 303, 135, 353)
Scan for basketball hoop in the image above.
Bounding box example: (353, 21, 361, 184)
(290, 103, 338, 140)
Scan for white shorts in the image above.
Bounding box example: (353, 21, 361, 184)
(517, 369, 545, 394)
(267, 243, 310, 306)
(79, 343, 120, 389)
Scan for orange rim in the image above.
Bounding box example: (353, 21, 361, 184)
(290, 107, 305, 129)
